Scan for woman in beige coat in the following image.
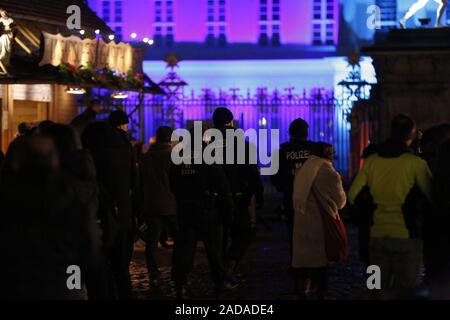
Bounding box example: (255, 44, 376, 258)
(292, 142, 346, 299)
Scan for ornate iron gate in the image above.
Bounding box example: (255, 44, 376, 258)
(120, 87, 353, 177)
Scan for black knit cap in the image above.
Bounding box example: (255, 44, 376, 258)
(156, 126, 173, 143)
(108, 110, 129, 127)
(289, 118, 309, 139)
(212, 107, 234, 128)
(390, 114, 415, 141)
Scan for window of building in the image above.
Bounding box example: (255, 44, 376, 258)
(166, 1, 174, 23)
(166, 26, 174, 46)
(153, 0, 176, 46)
(272, 0, 280, 20)
(312, 0, 337, 45)
(114, 1, 122, 23)
(115, 26, 122, 41)
(447, 3, 450, 24)
(102, 1, 111, 23)
(258, 0, 281, 46)
(376, 0, 397, 30)
(205, 0, 227, 46)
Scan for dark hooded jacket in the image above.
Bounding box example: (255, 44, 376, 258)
(81, 122, 133, 247)
(141, 142, 176, 217)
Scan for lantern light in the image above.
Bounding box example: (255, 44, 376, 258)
(111, 91, 129, 99)
(258, 117, 268, 127)
(66, 87, 86, 95)
(148, 39, 154, 45)
(130, 32, 137, 39)
(143, 37, 149, 43)
(79, 29, 85, 35)
(95, 29, 100, 35)
(108, 34, 115, 41)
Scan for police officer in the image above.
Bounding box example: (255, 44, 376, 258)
(170, 128, 234, 299)
(271, 118, 314, 258)
(212, 108, 263, 275)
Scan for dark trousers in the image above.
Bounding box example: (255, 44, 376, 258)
(225, 196, 253, 265)
(294, 266, 328, 300)
(173, 221, 225, 292)
(85, 253, 113, 300)
(358, 225, 371, 266)
(144, 215, 178, 279)
(281, 193, 294, 261)
(285, 209, 294, 260)
(107, 230, 134, 299)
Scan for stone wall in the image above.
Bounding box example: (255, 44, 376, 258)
(364, 29, 450, 141)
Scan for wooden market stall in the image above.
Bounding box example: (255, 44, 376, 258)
(0, 0, 163, 152)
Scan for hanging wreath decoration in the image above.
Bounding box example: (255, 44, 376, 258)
(59, 63, 145, 92)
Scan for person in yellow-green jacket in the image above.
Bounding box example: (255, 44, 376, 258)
(349, 114, 432, 298)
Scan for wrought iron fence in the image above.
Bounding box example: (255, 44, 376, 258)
(113, 87, 354, 177)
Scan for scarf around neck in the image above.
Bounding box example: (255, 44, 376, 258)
(293, 155, 328, 215)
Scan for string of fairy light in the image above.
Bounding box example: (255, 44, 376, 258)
(65, 28, 154, 98)
(76, 29, 154, 45)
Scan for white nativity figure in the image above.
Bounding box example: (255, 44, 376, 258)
(400, 0, 448, 28)
(0, 9, 15, 73)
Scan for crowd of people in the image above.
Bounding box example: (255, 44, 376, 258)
(0, 101, 262, 300)
(0, 99, 449, 300)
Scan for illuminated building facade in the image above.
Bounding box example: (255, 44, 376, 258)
(85, 1, 450, 176)
(87, 0, 339, 46)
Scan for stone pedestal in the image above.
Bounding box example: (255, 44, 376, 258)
(363, 28, 450, 141)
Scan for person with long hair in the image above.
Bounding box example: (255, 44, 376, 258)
(292, 142, 346, 299)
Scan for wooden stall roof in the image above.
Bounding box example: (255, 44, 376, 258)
(1, 0, 112, 32)
(0, 1, 163, 94)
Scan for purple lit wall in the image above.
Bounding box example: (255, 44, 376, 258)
(279, 0, 312, 44)
(122, 1, 154, 41)
(227, 0, 259, 43)
(175, 0, 208, 42)
(87, 0, 338, 45)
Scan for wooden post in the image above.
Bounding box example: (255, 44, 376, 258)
(49, 84, 57, 122)
(138, 93, 145, 143)
(0, 85, 5, 152)
(1, 84, 13, 152)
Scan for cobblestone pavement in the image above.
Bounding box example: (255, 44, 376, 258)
(130, 204, 367, 300)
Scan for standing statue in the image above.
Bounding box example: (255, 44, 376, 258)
(0, 9, 15, 74)
(400, 0, 448, 28)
